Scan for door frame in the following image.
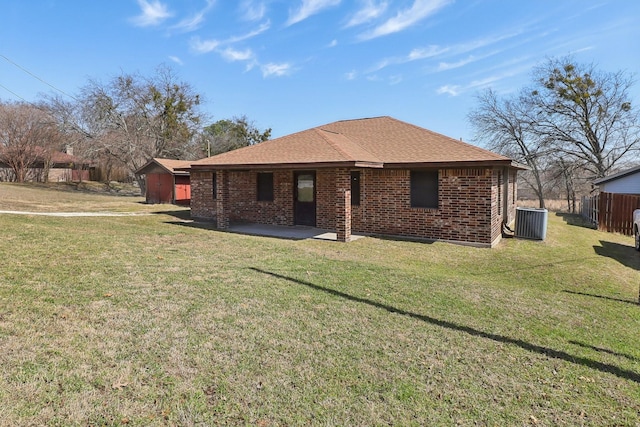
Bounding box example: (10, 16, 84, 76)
(294, 170, 316, 226)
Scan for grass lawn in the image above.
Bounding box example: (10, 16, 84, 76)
(0, 182, 639, 426)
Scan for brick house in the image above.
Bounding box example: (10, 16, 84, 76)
(188, 117, 525, 247)
(135, 158, 192, 205)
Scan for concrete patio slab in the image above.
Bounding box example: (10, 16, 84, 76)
(226, 223, 366, 241)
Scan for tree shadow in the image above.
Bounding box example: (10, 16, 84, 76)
(249, 267, 640, 384)
(569, 340, 640, 363)
(555, 212, 597, 229)
(561, 290, 638, 306)
(593, 240, 640, 271)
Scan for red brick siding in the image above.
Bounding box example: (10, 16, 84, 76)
(190, 166, 509, 246)
(351, 168, 495, 245)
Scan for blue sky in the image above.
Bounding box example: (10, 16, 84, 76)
(1, 0, 639, 143)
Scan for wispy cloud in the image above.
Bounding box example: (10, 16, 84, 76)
(190, 37, 220, 53)
(358, 0, 452, 40)
(286, 0, 341, 26)
(345, 0, 388, 27)
(240, 0, 267, 21)
(189, 21, 269, 54)
(130, 0, 173, 27)
(389, 74, 403, 85)
(327, 39, 338, 47)
(261, 63, 293, 77)
(171, 0, 215, 33)
(168, 56, 184, 65)
(345, 70, 358, 80)
(220, 47, 255, 62)
(436, 84, 461, 96)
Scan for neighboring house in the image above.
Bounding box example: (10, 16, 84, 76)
(135, 158, 192, 205)
(593, 165, 640, 194)
(0, 148, 91, 182)
(188, 116, 525, 247)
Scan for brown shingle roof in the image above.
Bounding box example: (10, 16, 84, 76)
(191, 116, 520, 170)
(136, 158, 192, 175)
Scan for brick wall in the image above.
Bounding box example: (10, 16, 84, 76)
(349, 168, 497, 245)
(190, 166, 510, 246)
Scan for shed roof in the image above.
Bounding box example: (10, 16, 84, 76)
(190, 116, 523, 170)
(136, 158, 192, 176)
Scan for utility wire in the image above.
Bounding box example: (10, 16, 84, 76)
(0, 53, 78, 101)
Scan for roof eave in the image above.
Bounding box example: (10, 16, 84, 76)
(190, 161, 384, 170)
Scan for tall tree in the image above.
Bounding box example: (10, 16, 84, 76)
(529, 57, 639, 179)
(469, 89, 550, 208)
(470, 57, 639, 206)
(79, 65, 202, 190)
(0, 101, 61, 182)
(202, 115, 271, 156)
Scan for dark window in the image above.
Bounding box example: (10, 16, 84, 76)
(410, 170, 438, 208)
(212, 172, 217, 200)
(351, 171, 360, 206)
(257, 172, 274, 201)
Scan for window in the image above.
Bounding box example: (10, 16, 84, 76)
(351, 171, 360, 206)
(212, 172, 217, 200)
(257, 172, 274, 201)
(410, 170, 438, 208)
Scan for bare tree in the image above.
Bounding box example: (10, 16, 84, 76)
(529, 57, 640, 179)
(469, 89, 550, 208)
(0, 101, 61, 182)
(79, 65, 203, 191)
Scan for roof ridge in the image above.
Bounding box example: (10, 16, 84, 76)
(314, 128, 355, 161)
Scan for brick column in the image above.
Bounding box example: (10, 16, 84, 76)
(216, 170, 230, 229)
(335, 168, 352, 242)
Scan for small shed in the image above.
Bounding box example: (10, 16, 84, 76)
(136, 158, 192, 205)
(593, 165, 640, 194)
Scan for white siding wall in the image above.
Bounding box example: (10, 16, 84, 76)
(599, 173, 640, 194)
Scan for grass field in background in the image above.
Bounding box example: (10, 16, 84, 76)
(0, 183, 639, 426)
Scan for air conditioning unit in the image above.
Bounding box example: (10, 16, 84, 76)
(515, 207, 548, 240)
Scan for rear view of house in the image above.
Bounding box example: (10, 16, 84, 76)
(189, 117, 525, 247)
(136, 158, 192, 205)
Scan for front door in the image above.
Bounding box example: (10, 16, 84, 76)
(294, 171, 316, 226)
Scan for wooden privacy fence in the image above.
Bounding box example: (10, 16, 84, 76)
(581, 192, 640, 235)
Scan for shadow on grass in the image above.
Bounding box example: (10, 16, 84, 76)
(153, 210, 192, 221)
(593, 240, 640, 271)
(562, 290, 639, 306)
(250, 267, 640, 384)
(569, 340, 640, 363)
(555, 212, 597, 229)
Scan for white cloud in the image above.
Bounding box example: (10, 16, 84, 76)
(287, 0, 341, 26)
(240, 0, 267, 21)
(261, 63, 293, 77)
(168, 56, 184, 65)
(359, 0, 452, 40)
(345, 70, 357, 80)
(171, 0, 215, 33)
(190, 37, 220, 53)
(436, 56, 477, 71)
(221, 47, 255, 62)
(345, 0, 388, 27)
(328, 39, 338, 47)
(389, 74, 403, 85)
(408, 45, 448, 61)
(130, 0, 173, 27)
(436, 85, 461, 96)
(226, 21, 271, 43)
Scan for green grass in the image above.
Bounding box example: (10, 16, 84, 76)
(0, 183, 639, 425)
